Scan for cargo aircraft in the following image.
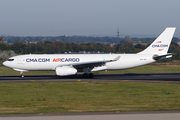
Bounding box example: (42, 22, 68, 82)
(3, 27, 176, 78)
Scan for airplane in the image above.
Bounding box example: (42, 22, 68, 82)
(3, 27, 176, 78)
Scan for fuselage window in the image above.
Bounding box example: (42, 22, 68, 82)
(7, 59, 14, 61)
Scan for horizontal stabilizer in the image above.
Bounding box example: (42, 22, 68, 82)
(153, 53, 173, 60)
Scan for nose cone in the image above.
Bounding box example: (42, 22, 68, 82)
(3, 61, 14, 69)
(3, 61, 10, 68)
(3, 61, 7, 66)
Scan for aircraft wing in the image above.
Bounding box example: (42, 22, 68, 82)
(58, 56, 120, 69)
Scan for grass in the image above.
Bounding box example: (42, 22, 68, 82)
(0, 82, 180, 114)
(0, 65, 180, 76)
(0, 65, 180, 114)
(96, 65, 180, 74)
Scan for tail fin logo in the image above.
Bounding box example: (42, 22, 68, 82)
(156, 41, 162, 43)
(138, 28, 176, 55)
(158, 49, 164, 51)
(152, 40, 168, 52)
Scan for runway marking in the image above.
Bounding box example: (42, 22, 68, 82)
(121, 80, 129, 82)
(31, 80, 36, 82)
(77, 79, 81, 82)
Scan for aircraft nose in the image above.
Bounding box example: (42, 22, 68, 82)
(3, 61, 7, 66)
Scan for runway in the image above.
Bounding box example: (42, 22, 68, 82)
(0, 111, 180, 120)
(0, 73, 180, 84)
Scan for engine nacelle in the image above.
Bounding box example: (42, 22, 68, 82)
(55, 66, 77, 76)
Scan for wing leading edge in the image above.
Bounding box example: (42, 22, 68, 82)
(57, 56, 120, 69)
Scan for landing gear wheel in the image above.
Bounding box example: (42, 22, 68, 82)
(83, 73, 88, 78)
(88, 73, 93, 78)
(20, 72, 24, 78)
(83, 73, 94, 78)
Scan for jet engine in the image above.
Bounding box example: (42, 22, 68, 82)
(55, 66, 77, 76)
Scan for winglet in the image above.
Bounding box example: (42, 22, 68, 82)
(111, 56, 120, 61)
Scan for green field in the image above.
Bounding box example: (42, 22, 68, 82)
(0, 65, 180, 76)
(0, 65, 180, 114)
(0, 82, 180, 114)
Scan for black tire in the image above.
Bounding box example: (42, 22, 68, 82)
(83, 73, 88, 78)
(88, 73, 93, 78)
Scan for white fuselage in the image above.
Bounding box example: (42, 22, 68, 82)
(2, 27, 176, 76)
(3, 54, 155, 72)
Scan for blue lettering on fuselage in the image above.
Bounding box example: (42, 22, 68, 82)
(61, 58, 64, 62)
(64, 58, 79, 62)
(26, 58, 50, 62)
(26, 58, 80, 62)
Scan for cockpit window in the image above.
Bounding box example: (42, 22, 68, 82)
(7, 59, 14, 61)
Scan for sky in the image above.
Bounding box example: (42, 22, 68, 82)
(0, 0, 180, 37)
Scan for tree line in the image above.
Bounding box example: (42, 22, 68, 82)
(0, 41, 148, 54)
(4, 36, 125, 44)
(4, 36, 180, 44)
(0, 41, 180, 60)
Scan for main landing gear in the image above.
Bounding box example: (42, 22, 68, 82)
(82, 68, 93, 78)
(83, 73, 93, 78)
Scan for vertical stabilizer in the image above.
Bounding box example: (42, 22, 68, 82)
(138, 27, 176, 55)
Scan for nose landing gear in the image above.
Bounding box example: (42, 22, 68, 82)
(20, 71, 24, 78)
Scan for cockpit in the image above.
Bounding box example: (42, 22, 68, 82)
(7, 59, 14, 61)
